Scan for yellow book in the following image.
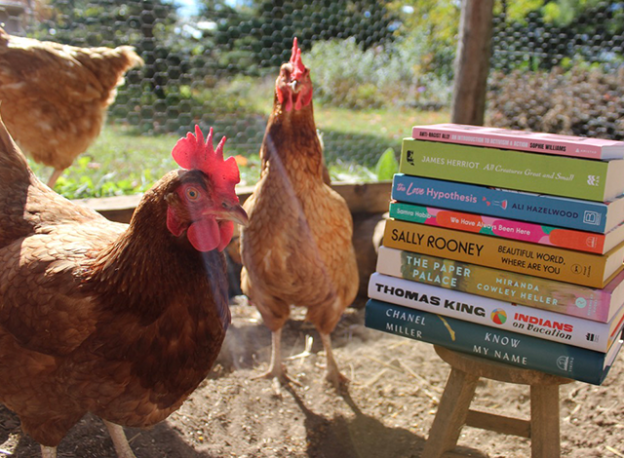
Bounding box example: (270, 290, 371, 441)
(383, 218, 624, 288)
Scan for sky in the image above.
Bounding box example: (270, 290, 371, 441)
(176, 0, 200, 18)
(175, 0, 243, 18)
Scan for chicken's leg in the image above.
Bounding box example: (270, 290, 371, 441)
(320, 332, 348, 388)
(47, 168, 63, 189)
(41, 445, 57, 458)
(103, 420, 136, 458)
(255, 328, 286, 381)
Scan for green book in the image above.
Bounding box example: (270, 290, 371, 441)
(400, 139, 624, 202)
(365, 298, 623, 385)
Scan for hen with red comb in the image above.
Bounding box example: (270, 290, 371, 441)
(240, 38, 359, 389)
(168, 125, 245, 252)
(0, 115, 247, 457)
(275, 37, 313, 112)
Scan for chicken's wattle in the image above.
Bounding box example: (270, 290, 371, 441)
(187, 218, 233, 252)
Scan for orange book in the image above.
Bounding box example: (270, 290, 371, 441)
(383, 218, 624, 288)
(389, 202, 624, 255)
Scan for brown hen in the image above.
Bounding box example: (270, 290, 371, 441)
(0, 118, 247, 457)
(240, 38, 359, 388)
(0, 27, 143, 187)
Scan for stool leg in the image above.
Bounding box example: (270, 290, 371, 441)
(422, 368, 479, 458)
(530, 384, 561, 458)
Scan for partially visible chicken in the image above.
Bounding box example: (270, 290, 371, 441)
(0, 27, 144, 187)
(239, 39, 359, 387)
(0, 117, 247, 457)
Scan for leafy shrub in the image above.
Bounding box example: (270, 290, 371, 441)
(305, 36, 452, 110)
(487, 66, 624, 139)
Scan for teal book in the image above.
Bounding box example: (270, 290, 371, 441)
(365, 298, 623, 385)
(400, 139, 624, 202)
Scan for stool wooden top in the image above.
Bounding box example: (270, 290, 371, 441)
(434, 345, 574, 386)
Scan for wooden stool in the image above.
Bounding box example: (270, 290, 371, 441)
(422, 345, 574, 458)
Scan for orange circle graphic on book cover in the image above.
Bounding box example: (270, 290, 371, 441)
(491, 309, 507, 325)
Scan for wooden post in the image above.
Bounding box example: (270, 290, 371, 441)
(530, 384, 562, 458)
(421, 368, 479, 458)
(451, 0, 495, 126)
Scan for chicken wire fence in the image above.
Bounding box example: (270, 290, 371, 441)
(3, 0, 624, 171)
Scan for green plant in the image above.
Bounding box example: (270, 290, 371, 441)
(27, 103, 449, 200)
(374, 148, 399, 181)
(305, 36, 453, 110)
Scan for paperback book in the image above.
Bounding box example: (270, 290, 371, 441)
(383, 218, 624, 288)
(399, 139, 624, 201)
(365, 298, 623, 385)
(388, 201, 624, 255)
(392, 174, 624, 234)
(368, 272, 624, 352)
(411, 123, 624, 161)
(376, 246, 624, 323)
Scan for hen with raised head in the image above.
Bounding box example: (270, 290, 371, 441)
(0, 118, 247, 457)
(239, 38, 359, 387)
(0, 27, 144, 187)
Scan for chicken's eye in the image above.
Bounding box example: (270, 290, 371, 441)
(185, 187, 200, 201)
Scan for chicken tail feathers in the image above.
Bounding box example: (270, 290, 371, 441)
(0, 109, 30, 185)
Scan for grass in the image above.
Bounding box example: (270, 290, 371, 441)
(28, 106, 450, 199)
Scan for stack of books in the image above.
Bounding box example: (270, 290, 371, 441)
(366, 123, 624, 385)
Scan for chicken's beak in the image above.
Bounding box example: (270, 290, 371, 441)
(288, 80, 299, 93)
(220, 202, 249, 227)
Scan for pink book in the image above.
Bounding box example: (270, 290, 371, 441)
(412, 123, 624, 161)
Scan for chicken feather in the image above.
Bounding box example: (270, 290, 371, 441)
(0, 116, 247, 457)
(0, 27, 144, 187)
(240, 39, 358, 388)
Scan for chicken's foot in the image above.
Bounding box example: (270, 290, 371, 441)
(320, 332, 348, 389)
(103, 419, 136, 458)
(254, 328, 301, 386)
(285, 334, 314, 363)
(40, 445, 57, 458)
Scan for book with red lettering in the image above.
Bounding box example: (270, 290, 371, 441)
(388, 201, 624, 255)
(368, 272, 624, 352)
(412, 123, 624, 160)
(365, 298, 623, 385)
(376, 246, 624, 323)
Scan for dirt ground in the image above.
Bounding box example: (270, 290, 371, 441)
(1, 297, 623, 458)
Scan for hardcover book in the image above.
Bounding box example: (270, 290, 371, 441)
(365, 298, 623, 385)
(392, 174, 624, 234)
(399, 139, 624, 202)
(411, 123, 624, 161)
(383, 218, 624, 288)
(368, 272, 624, 352)
(388, 201, 624, 255)
(376, 246, 624, 323)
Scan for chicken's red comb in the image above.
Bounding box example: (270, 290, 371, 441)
(290, 37, 306, 80)
(172, 125, 240, 193)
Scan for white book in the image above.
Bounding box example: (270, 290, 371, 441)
(368, 272, 624, 352)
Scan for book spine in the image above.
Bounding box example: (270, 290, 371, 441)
(389, 202, 606, 254)
(400, 139, 613, 201)
(365, 299, 613, 385)
(411, 125, 611, 160)
(391, 174, 611, 233)
(383, 218, 619, 288)
(376, 246, 623, 323)
(368, 272, 617, 352)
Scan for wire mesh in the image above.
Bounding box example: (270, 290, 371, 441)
(1, 0, 624, 193)
(489, 1, 624, 139)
